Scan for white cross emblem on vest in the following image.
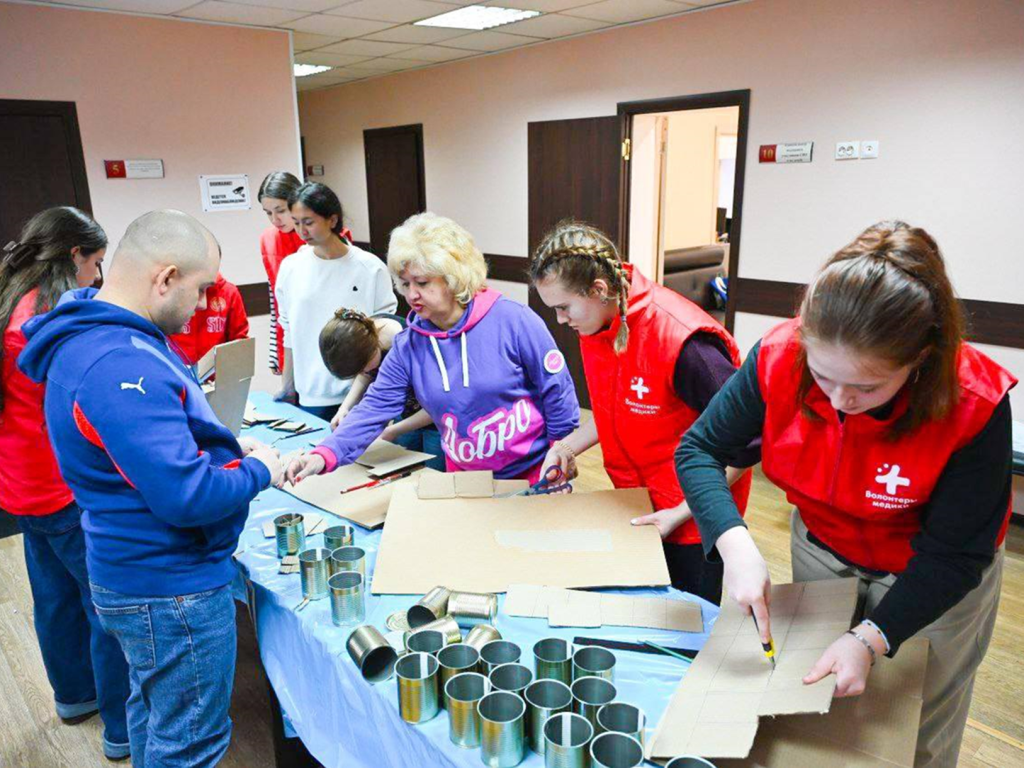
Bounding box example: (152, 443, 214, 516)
(630, 377, 650, 401)
(875, 464, 910, 495)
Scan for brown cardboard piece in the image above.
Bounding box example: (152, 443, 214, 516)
(504, 584, 703, 633)
(198, 337, 255, 436)
(370, 485, 669, 595)
(649, 578, 860, 761)
(417, 470, 495, 499)
(355, 440, 434, 478)
(716, 637, 929, 768)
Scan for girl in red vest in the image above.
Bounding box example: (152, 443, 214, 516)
(531, 221, 754, 604)
(258, 171, 305, 376)
(679, 221, 1015, 767)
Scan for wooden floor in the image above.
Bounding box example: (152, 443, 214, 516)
(1, 454, 1022, 767)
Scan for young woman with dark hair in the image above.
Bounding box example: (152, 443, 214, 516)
(0, 207, 130, 761)
(678, 221, 1015, 767)
(258, 171, 304, 376)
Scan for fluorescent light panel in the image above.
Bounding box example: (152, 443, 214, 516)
(294, 64, 332, 77)
(414, 5, 540, 30)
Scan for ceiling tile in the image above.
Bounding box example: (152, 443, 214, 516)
(360, 23, 471, 44)
(500, 12, 611, 37)
(387, 44, 476, 61)
(57, 0, 198, 13)
(317, 38, 419, 56)
(345, 56, 431, 72)
(441, 29, 543, 51)
(328, 0, 459, 23)
(564, 0, 691, 23)
(291, 31, 345, 50)
(174, 1, 305, 25)
(482, 0, 598, 10)
(223, 0, 345, 13)
(282, 14, 393, 36)
(295, 50, 374, 66)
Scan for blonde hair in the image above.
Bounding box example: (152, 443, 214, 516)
(387, 212, 487, 306)
(530, 220, 630, 353)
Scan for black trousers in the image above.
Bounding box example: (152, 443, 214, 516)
(663, 542, 724, 605)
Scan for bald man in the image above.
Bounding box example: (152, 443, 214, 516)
(19, 210, 283, 768)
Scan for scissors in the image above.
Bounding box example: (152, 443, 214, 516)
(497, 466, 573, 497)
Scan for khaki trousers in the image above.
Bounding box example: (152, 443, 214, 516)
(790, 511, 1004, 768)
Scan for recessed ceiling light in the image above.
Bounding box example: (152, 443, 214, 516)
(294, 64, 332, 78)
(414, 5, 540, 31)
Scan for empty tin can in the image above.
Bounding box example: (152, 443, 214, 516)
(665, 757, 718, 768)
(448, 590, 498, 629)
(328, 571, 364, 626)
(489, 663, 533, 700)
(437, 643, 481, 710)
(329, 545, 366, 578)
(480, 640, 522, 676)
(589, 732, 644, 768)
(479, 690, 526, 768)
(404, 614, 462, 646)
(524, 679, 572, 755)
(543, 712, 593, 768)
(407, 586, 452, 628)
(465, 623, 502, 651)
(406, 629, 446, 656)
(572, 646, 615, 683)
(571, 676, 616, 729)
(396, 652, 440, 724)
(323, 524, 354, 551)
(596, 702, 646, 746)
(534, 638, 573, 685)
(446, 672, 490, 749)
(298, 548, 330, 601)
(274, 513, 305, 558)
(346, 625, 398, 683)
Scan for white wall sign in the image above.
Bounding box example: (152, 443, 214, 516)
(759, 141, 814, 164)
(126, 159, 164, 178)
(199, 174, 251, 212)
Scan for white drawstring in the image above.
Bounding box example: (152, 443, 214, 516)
(429, 336, 450, 393)
(460, 333, 469, 388)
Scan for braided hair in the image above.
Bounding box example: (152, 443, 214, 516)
(798, 220, 965, 438)
(319, 308, 382, 380)
(530, 220, 631, 353)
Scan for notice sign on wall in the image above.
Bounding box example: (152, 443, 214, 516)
(199, 174, 251, 212)
(105, 159, 165, 179)
(759, 142, 814, 164)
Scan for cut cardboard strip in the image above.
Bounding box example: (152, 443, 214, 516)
(417, 470, 495, 499)
(371, 486, 669, 594)
(279, 555, 299, 574)
(243, 402, 278, 426)
(199, 337, 255, 436)
(716, 638, 928, 768)
(505, 584, 703, 633)
(356, 440, 434, 478)
(649, 578, 860, 761)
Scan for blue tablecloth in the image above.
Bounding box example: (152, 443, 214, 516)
(233, 392, 717, 768)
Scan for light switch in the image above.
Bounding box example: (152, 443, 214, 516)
(835, 141, 860, 160)
(861, 140, 879, 159)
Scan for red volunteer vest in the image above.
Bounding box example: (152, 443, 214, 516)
(579, 265, 751, 545)
(260, 227, 305, 367)
(759, 318, 1016, 573)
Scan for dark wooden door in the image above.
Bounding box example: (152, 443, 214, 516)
(0, 99, 92, 244)
(527, 115, 622, 409)
(364, 124, 426, 258)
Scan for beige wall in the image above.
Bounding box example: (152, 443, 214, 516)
(0, 2, 301, 286)
(298, 0, 1024, 411)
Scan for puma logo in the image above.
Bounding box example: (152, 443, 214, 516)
(120, 377, 146, 395)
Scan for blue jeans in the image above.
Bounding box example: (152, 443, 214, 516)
(91, 583, 237, 767)
(17, 503, 130, 757)
(394, 426, 447, 471)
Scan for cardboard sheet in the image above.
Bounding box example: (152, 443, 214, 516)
(370, 486, 669, 595)
(417, 471, 495, 499)
(649, 578, 860, 761)
(200, 337, 255, 436)
(717, 638, 928, 768)
(504, 584, 703, 633)
(356, 440, 434, 478)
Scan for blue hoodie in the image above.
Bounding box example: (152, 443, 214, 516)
(312, 289, 580, 479)
(18, 289, 270, 597)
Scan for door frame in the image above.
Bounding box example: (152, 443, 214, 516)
(0, 98, 92, 215)
(363, 123, 426, 252)
(616, 89, 751, 331)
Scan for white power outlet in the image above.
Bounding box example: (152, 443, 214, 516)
(835, 141, 860, 160)
(861, 140, 879, 159)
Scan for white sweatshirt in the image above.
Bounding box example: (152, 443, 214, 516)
(275, 243, 398, 406)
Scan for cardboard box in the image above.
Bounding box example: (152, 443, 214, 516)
(649, 579, 861, 760)
(198, 337, 255, 436)
(370, 486, 670, 595)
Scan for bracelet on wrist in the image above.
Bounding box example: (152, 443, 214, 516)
(845, 629, 877, 666)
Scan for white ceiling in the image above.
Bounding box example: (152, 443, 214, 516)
(24, 0, 743, 91)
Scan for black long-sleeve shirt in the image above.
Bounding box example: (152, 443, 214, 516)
(676, 341, 1012, 655)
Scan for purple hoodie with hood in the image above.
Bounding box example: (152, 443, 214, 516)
(312, 288, 579, 479)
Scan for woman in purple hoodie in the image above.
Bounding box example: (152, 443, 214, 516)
(286, 213, 580, 484)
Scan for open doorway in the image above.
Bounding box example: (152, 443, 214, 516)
(618, 90, 749, 330)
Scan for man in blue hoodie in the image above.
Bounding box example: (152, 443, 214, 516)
(19, 210, 284, 767)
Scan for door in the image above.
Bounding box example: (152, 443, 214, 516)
(0, 99, 92, 243)
(527, 115, 622, 409)
(363, 124, 426, 258)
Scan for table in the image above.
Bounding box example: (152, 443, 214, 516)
(233, 392, 717, 768)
